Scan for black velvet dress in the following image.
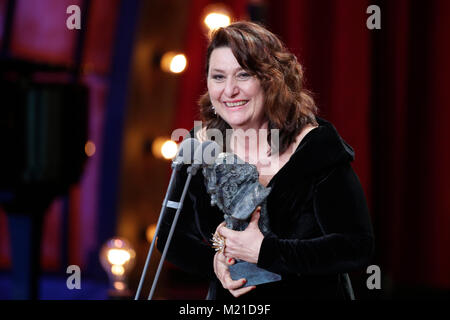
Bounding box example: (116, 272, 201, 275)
(156, 117, 374, 300)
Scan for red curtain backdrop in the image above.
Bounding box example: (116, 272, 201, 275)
(425, 0, 450, 287)
(370, 0, 450, 288)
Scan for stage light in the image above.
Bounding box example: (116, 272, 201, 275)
(170, 54, 187, 73)
(152, 137, 177, 160)
(85, 140, 96, 157)
(100, 237, 136, 297)
(107, 248, 132, 265)
(204, 12, 231, 31)
(203, 4, 232, 32)
(161, 140, 178, 160)
(146, 223, 157, 243)
(160, 52, 187, 73)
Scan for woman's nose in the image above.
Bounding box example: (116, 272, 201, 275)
(224, 77, 239, 97)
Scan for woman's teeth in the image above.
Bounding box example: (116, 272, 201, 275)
(225, 100, 248, 107)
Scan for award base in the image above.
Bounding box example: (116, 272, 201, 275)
(229, 261, 281, 287)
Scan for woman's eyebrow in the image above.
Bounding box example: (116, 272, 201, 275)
(210, 67, 244, 73)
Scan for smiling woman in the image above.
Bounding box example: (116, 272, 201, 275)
(198, 21, 317, 155)
(207, 47, 266, 131)
(157, 21, 374, 301)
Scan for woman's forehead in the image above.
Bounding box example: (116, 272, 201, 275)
(209, 47, 243, 72)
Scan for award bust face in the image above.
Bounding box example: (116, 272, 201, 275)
(202, 152, 271, 233)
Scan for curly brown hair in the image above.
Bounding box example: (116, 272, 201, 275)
(198, 21, 318, 155)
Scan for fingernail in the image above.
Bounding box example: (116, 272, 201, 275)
(242, 279, 247, 284)
(228, 258, 233, 263)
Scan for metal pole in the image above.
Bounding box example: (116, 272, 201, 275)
(147, 169, 194, 300)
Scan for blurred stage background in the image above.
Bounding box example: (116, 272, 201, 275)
(0, 0, 449, 300)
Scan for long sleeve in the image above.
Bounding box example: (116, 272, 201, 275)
(257, 162, 374, 276)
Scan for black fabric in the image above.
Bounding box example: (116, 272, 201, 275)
(156, 117, 374, 300)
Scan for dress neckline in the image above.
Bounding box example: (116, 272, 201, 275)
(265, 126, 319, 188)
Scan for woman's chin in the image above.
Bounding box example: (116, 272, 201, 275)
(227, 120, 251, 130)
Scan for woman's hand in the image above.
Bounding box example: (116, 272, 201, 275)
(217, 207, 264, 264)
(213, 251, 256, 297)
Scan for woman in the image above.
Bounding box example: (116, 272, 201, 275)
(157, 21, 374, 300)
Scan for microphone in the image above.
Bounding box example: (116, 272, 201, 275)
(134, 137, 199, 300)
(166, 138, 201, 210)
(172, 137, 201, 170)
(190, 140, 222, 174)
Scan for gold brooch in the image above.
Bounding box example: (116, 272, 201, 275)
(211, 233, 226, 254)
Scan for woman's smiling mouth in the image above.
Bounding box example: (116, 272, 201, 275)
(224, 100, 249, 108)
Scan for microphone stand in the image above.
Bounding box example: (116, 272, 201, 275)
(134, 163, 199, 300)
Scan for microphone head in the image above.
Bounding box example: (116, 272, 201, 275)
(193, 141, 222, 166)
(173, 138, 200, 167)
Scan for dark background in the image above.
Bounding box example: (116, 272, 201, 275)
(0, 0, 449, 300)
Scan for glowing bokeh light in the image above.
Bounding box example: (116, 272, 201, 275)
(160, 52, 187, 74)
(204, 12, 231, 31)
(85, 141, 96, 157)
(161, 140, 178, 160)
(107, 249, 131, 266)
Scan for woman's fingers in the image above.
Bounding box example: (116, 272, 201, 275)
(214, 253, 238, 287)
(217, 252, 235, 266)
(213, 211, 261, 298)
(230, 285, 256, 298)
(213, 252, 254, 298)
(249, 206, 261, 224)
(215, 221, 226, 233)
(223, 278, 247, 290)
(218, 224, 235, 239)
(216, 251, 226, 263)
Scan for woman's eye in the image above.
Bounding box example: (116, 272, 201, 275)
(237, 72, 251, 79)
(212, 74, 225, 81)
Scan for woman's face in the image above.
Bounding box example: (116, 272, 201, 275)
(207, 47, 266, 130)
